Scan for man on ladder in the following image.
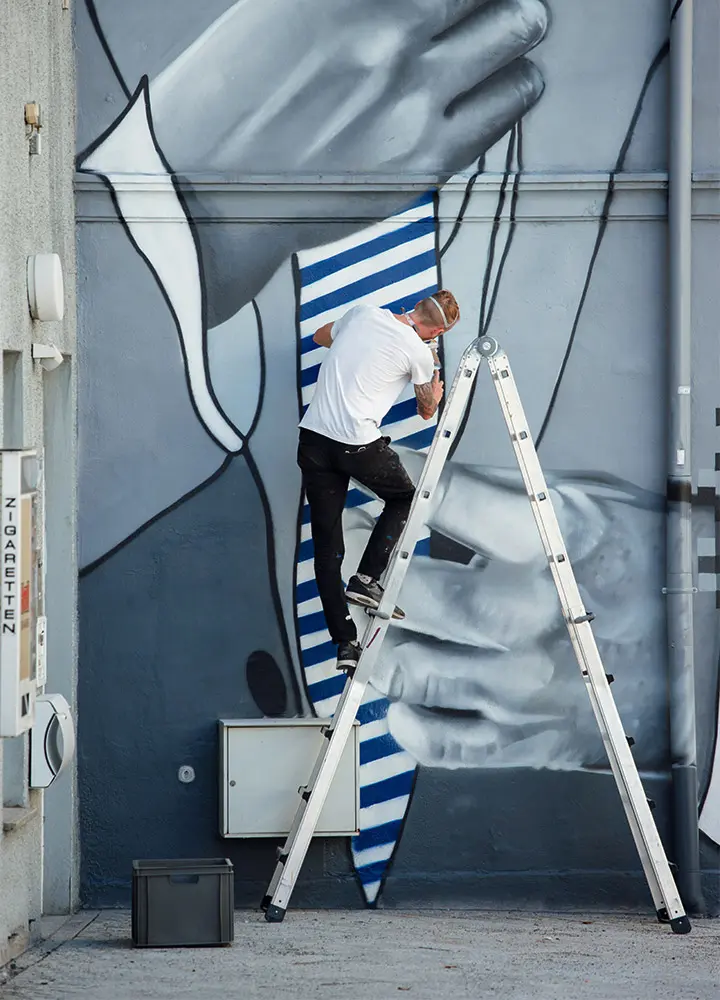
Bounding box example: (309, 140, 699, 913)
(297, 290, 460, 673)
(265, 326, 691, 933)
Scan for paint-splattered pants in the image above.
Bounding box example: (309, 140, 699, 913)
(298, 428, 416, 644)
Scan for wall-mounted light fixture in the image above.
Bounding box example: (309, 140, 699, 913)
(27, 253, 64, 323)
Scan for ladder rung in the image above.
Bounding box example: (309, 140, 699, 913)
(627, 736, 635, 748)
(572, 612, 595, 624)
(606, 673, 615, 684)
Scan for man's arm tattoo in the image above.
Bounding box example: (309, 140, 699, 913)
(415, 381, 438, 421)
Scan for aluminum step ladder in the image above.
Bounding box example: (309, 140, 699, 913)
(262, 336, 692, 934)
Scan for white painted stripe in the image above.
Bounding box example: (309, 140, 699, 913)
(298, 266, 438, 334)
(359, 752, 416, 786)
(358, 718, 390, 743)
(299, 629, 332, 652)
(352, 841, 395, 870)
(297, 595, 323, 617)
(363, 880, 382, 903)
(300, 521, 313, 543)
(359, 795, 410, 830)
(300, 345, 327, 370)
(313, 694, 341, 717)
(298, 201, 434, 268)
(303, 660, 337, 686)
(698, 573, 717, 593)
(301, 233, 435, 301)
(296, 560, 317, 585)
(346, 497, 384, 519)
(383, 415, 429, 443)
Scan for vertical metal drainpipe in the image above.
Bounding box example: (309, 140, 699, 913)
(667, 0, 704, 915)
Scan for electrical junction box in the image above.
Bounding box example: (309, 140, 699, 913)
(0, 451, 43, 736)
(219, 719, 360, 838)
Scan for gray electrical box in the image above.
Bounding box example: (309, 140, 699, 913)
(219, 719, 360, 838)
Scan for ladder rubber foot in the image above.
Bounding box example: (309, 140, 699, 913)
(670, 915, 692, 935)
(265, 904, 286, 923)
(260, 894, 271, 912)
(657, 907, 670, 923)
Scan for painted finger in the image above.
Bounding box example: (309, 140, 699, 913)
(422, 0, 548, 98)
(372, 638, 558, 725)
(389, 556, 562, 649)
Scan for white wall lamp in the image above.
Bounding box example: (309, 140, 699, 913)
(27, 253, 64, 323)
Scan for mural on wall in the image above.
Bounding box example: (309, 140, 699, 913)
(76, 0, 720, 906)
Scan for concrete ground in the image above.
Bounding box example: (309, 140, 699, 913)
(0, 910, 717, 1000)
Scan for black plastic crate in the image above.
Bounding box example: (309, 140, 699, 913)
(132, 858, 234, 947)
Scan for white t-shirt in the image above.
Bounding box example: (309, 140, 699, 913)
(299, 304, 435, 445)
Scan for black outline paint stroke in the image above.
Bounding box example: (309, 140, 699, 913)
(80, 455, 234, 577)
(449, 125, 520, 458)
(77, 79, 243, 454)
(535, 38, 670, 448)
(84, 0, 131, 101)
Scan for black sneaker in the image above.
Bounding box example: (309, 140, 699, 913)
(336, 640, 361, 672)
(345, 575, 405, 621)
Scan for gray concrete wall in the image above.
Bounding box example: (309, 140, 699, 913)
(0, 0, 78, 962)
(75, 0, 719, 913)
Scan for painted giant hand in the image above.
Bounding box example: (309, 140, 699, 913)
(77, 0, 720, 906)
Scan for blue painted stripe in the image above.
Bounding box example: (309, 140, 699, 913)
(302, 639, 336, 668)
(301, 363, 322, 387)
(307, 673, 346, 704)
(383, 396, 421, 426)
(383, 284, 437, 316)
(300, 332, 319, 355)
(300, 250, 437, 322)
(295, 578, 319, 604)
(405, 190, 435, 212)
(353, 819, 403, 853)
(300, 218, 436, 286)
(360, 770, 415, 809)
(356, 700, 390, 726)
(356, 859, 396, 885)
(360, 733, 403, 766)
(414, 536, 431, 557)
(297, 610, 327, 636)
(301, 487, 371, 526)
(394, 426, 436, 450)
(298, 538, 314, 562)
(346, 487, 374, 508)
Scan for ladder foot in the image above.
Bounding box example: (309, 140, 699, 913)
(670, 915, 692, 935)
(265, 903, 286, 923)
(260, 894, 271, 912)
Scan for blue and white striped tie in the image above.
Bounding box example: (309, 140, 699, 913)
(294, 192, 439, 905)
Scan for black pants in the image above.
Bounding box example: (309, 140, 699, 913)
(297, 428, 415, 644)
